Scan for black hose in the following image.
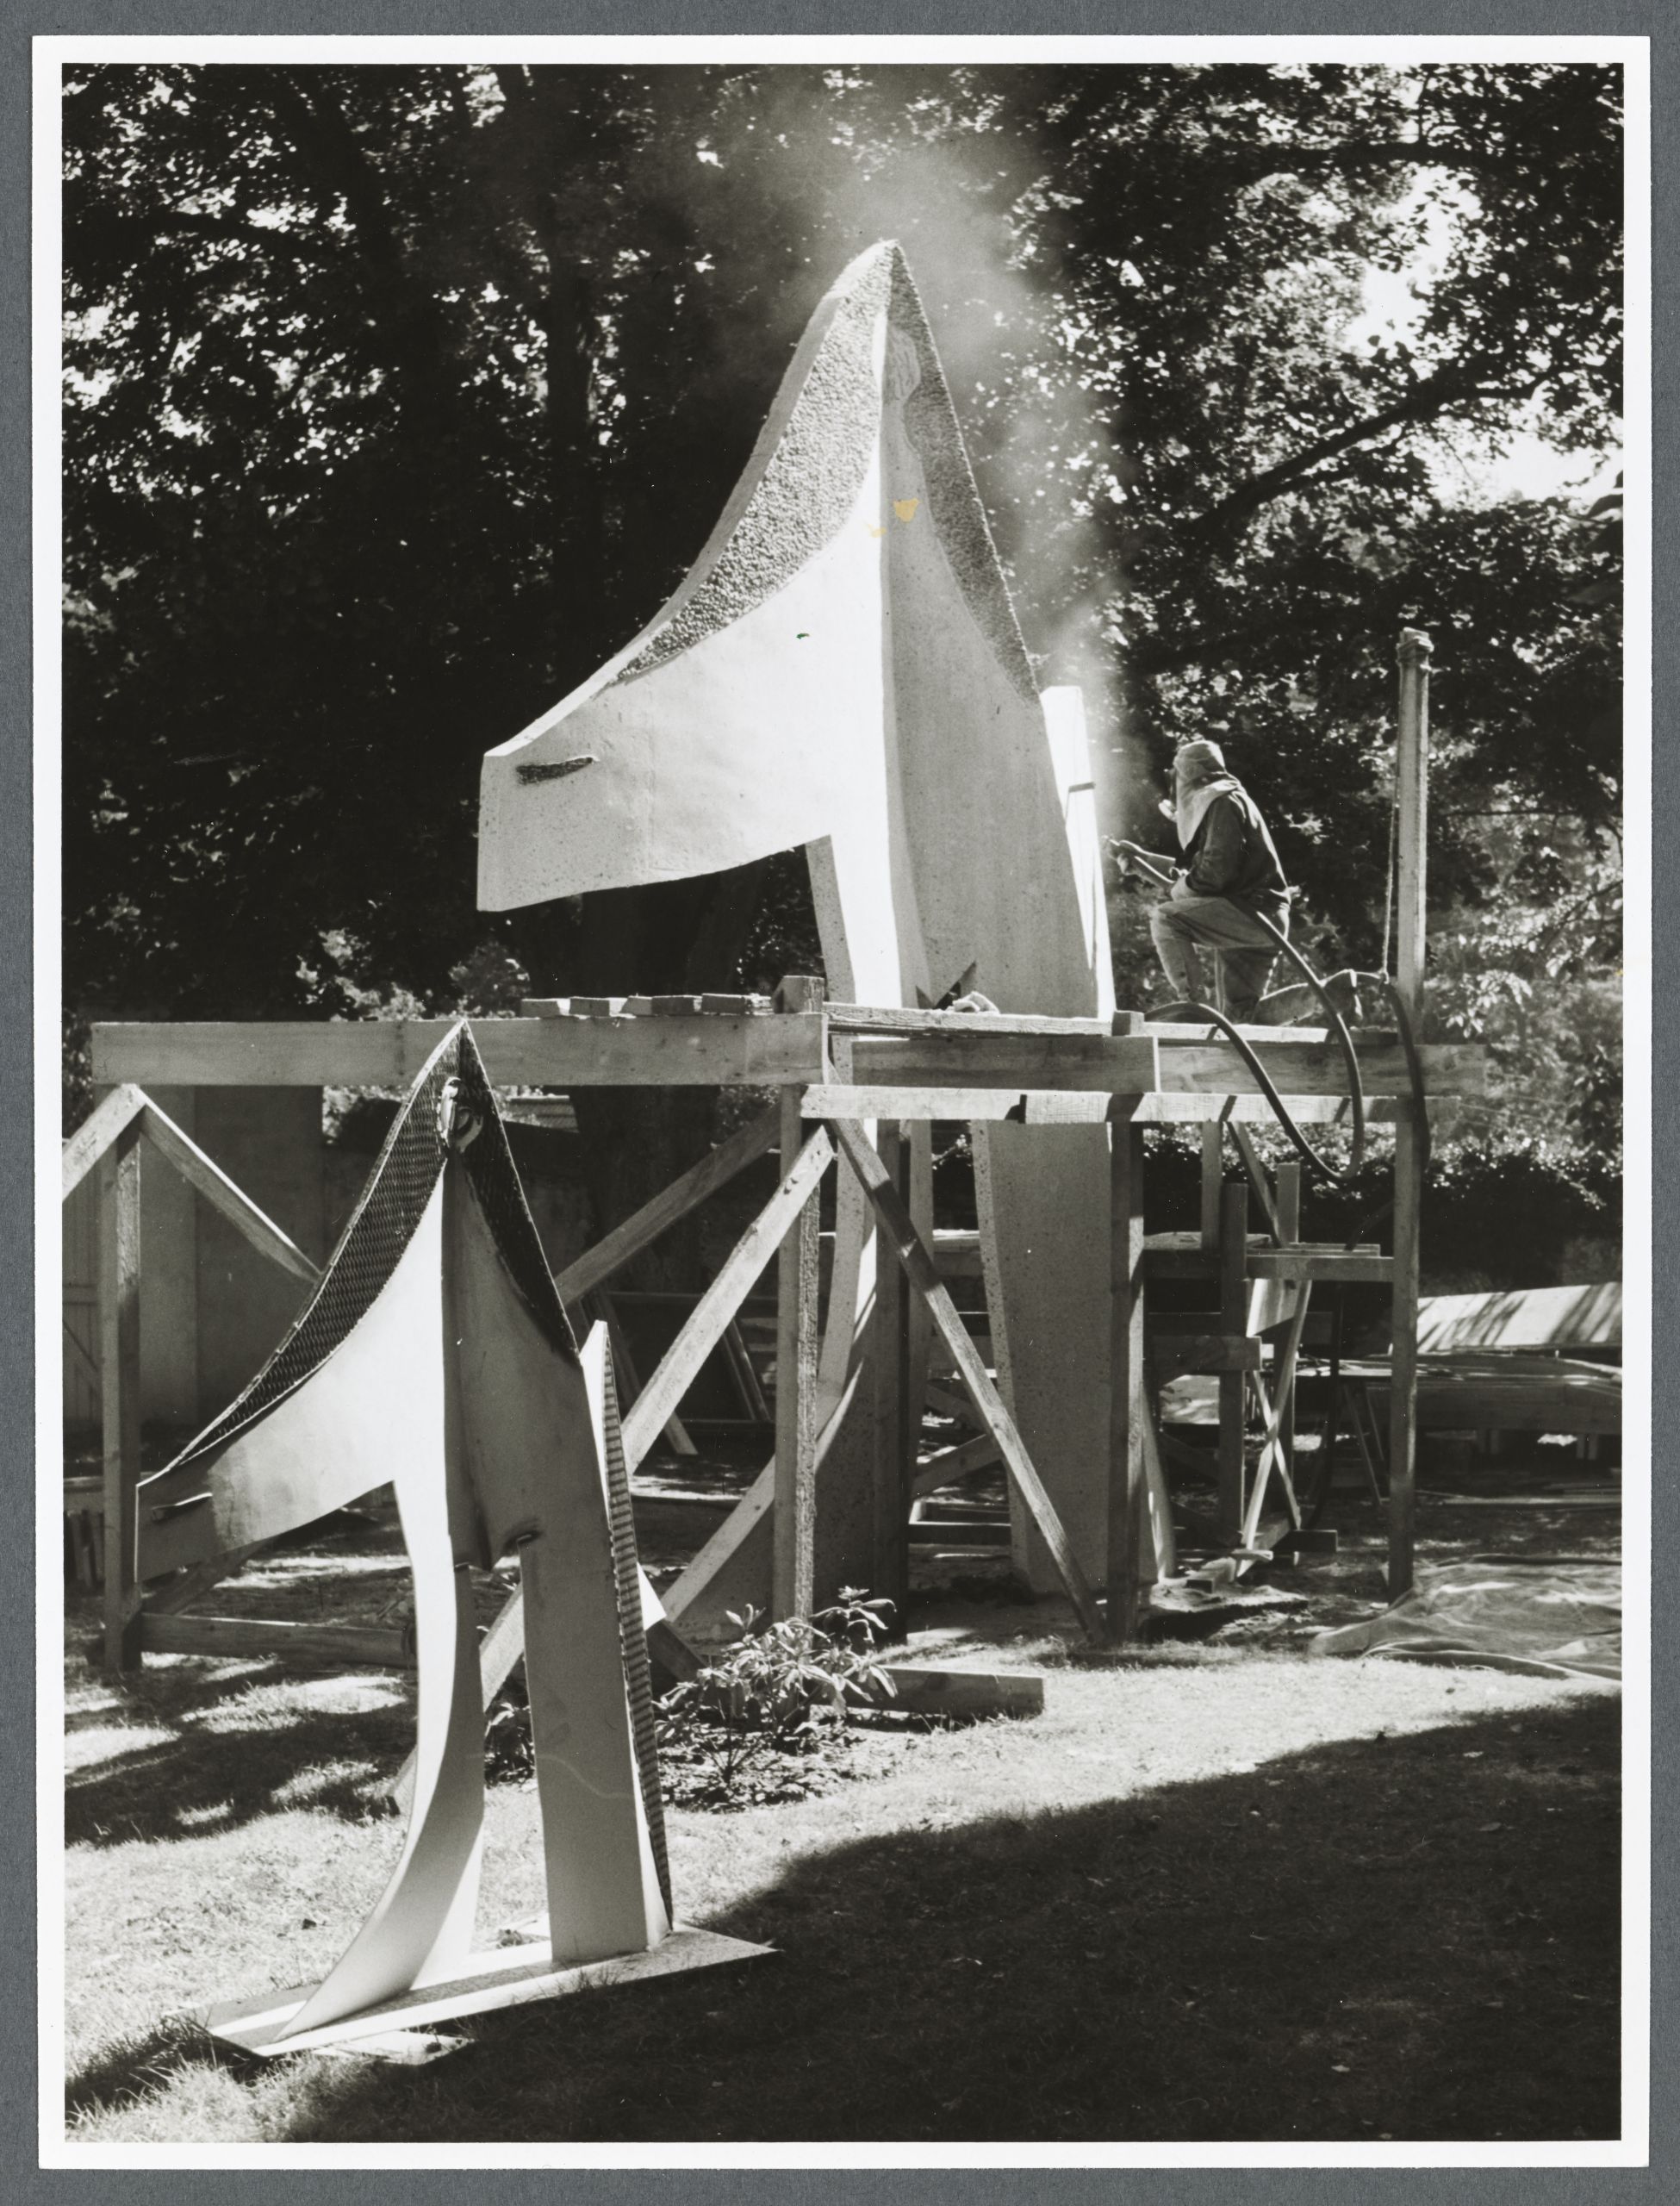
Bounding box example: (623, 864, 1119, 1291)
(1111, 841, 1432, 1218)
(1150, 902, 1369, 1187)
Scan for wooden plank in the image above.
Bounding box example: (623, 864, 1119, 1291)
(1148, 1333, 1263, 1380)
(801, 1085, 1453, 1127)
(1241, 1291, 1311, 1549)
(824, 1117, 1106, 1645)
(873, 1122, 915, 1629)
(1142, 1244, 1393, 1285)
(136, 1097, 320, 1285)
(849, 1032, 1160, 1094)
(62, 1318, 101, 1396)
(912, 1431, 1001, 1498)
(827, 1001, 1340, 1048)
(1229, 1123, 1285, 1243)
(91, 1015, 828, 1090)
(1151, 1038, 1484, 1096)
(865, 1667, 1043, 1720)
(553, 1106, 781, 1306)
(140, 1613, 414, 1667)
(62, 1083, 149, 1202)
(99, 1129, 145, 1668)
(773, 1063, 821, 1620)
(619, 1128, 834, 1472)
(1199, 1120, 1223, 1250)
(827, 1003, 1112, 1038)
(663, 1458, 775, 1623)
(142, 1544, 264, 1617)
(1416, 1282, 1622, 1355)
(1216, 1179, 1248, 1549)
(1108, 1107, 1147, 1642)
(924, 1380, 980, 1428)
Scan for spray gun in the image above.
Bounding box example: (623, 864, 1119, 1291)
(1104, 835, 1179, 892)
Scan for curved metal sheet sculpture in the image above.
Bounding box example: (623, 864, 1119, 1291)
(478, 240, 1171, 1605)
(135, 1025, 763, 2053)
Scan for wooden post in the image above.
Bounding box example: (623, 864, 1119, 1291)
(1216, 1177, 1249, 1547)
(99, 1125, 144, 1669)
(773, 976, 824, 1619)
(873, 1120, 913, 1636)
(1388, 628, 1431, 1598)
(1199, 1120, 1223, 1250)
(1275, 1161, 1302, 1487)
(1107, 1104, 1147, 1642)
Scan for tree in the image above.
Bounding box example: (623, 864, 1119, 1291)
(61, 59, 1623, 1206)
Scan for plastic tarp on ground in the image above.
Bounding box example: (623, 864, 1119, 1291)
(1310, 1561, 1621, 1680)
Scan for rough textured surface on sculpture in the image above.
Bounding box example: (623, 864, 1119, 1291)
(479, 240, 1172, 1602)
(136, 1026, 685, 2048)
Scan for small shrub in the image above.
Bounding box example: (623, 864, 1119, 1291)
(656, 1591, 899, 1810)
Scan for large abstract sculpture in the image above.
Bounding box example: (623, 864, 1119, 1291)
(478, 240, 1171, 1605)
(134, 1025, 766, 2054)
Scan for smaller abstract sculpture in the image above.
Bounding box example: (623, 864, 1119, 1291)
(134, 1024, 767, 2054)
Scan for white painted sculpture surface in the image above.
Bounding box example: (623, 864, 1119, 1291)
(479, 241, 1171, 1598)
(135, 1026, 762, 2053)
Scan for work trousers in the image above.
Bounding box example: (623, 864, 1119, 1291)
(1149, 894, 1285, 1025)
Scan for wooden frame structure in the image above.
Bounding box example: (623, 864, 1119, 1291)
(77, 1008, 1477, 1671)
(70, 632, 1447, 1659)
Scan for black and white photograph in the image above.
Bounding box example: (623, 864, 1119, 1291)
(40, 27, 1649, 2167)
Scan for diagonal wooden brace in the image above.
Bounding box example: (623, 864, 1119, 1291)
(823, 1117, 1106, 1646)
(396, 1127, 835, 1794)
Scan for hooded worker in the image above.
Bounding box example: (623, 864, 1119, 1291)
(1129, 738, 1294, 1025)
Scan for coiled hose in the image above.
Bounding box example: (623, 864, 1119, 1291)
(1112, 846, 1430, 1237)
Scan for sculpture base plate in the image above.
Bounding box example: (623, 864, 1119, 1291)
(205, 1925, 775, 2058)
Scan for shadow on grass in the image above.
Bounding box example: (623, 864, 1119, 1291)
(65, 2013, 220, 2128)
(65, 1657, 413, 1848)
(79, 1688, 1615, 2150)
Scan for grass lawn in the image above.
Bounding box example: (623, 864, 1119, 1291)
(59, 1482, 1623, 2148)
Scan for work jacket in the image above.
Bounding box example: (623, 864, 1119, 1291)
(1181, 780, 1291, 924)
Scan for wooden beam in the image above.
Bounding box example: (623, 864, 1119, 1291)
(824, 1000, 1342, 1048)
(873, 1122, 914, 1630)
(663, 1459, 775, 1624)
(864, 1667, 1043, 1719)
(1229, 1124, 1285, 1243)
(1142, 1243, 1393, 1285)
(62, 1083, 148, 1202)
(1151, 1038, 1484, 1097)
(139, 1613, 414, 1667)
(1107, 1106, 1147, 1642)
(619, 1127, 834, 1472)
(800, 1085, 1462, 1127)
(1389, 626, 1433, 1598)
(1216, 1179, 1248, 1549)
(848, 1032, 1160, 1094)
(99, 1127, 144, 1668)
(773, 1000, 823, 1620)
(553, 1106, 781, 1306)
(824, 1116, 1106, 1646)
(142, 1544, 264, 1617)
(1148, 1334, 1263, 1381)
(137, 1096, 320, 1286)
(1199, 1120, 1224, 1250)
(91, 1013, 828, 1090)
(912, 1431, 1001, 1499)
(61, 1318, 101, 1395)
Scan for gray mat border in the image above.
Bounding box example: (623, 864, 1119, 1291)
(6, 3, 1668, 2200)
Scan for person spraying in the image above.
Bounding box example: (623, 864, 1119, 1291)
(1111, 738, 1294, 1025)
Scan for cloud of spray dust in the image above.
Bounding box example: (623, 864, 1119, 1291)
(631, 65, 1136, 838)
